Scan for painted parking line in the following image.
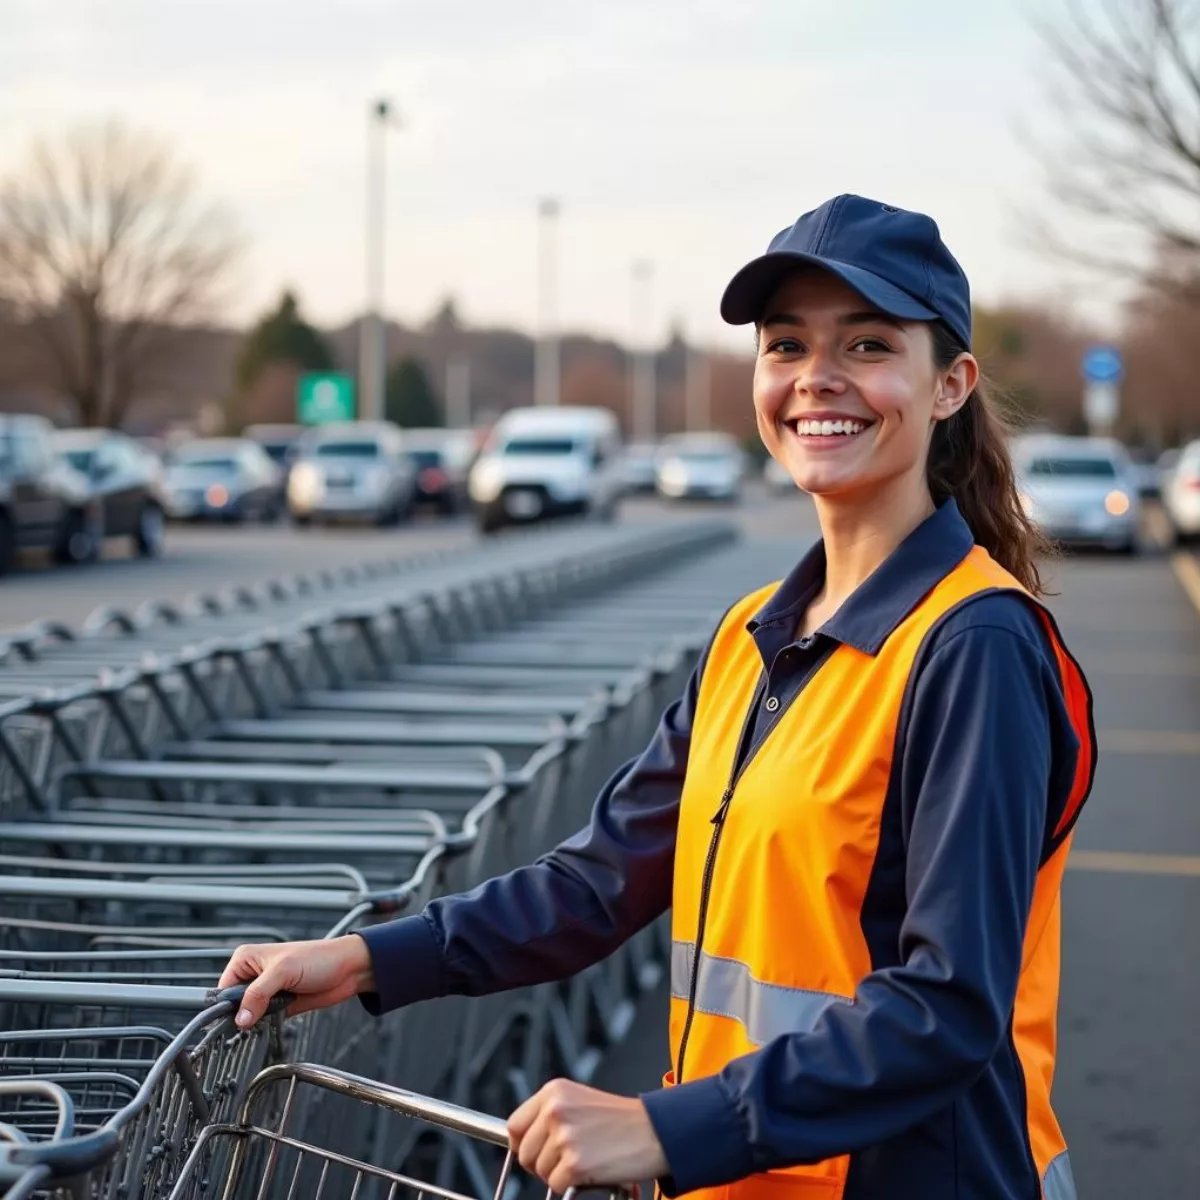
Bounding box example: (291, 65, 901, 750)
(1172, 551, 1200, 616)
(1098, 729, 1200, 754)
(1070, 850, 1200, 878)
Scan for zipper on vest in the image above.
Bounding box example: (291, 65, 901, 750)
(674, 677, 764, 1084)
(674, 784, 733, 1084)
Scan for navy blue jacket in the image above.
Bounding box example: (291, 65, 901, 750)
(359, 501, 1085, 1198)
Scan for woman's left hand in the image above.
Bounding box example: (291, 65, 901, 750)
(507, 1079, 669, 1193)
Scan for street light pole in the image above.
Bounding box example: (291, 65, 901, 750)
(361, 99, 398, 424)
(685, 337, 711, 433)
(535, 198, 561, 406)
(630, 259, 656, 441)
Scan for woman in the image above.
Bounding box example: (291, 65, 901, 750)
(220, 195, 1094, 1200)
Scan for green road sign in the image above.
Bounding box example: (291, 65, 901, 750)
(297, 373, 355, 425)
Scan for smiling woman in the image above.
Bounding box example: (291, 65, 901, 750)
(219, 195, 1096, 1200)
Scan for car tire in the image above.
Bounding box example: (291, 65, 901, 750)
(133, 502, 166, 558)
(0, 512, 13, 577)
(55, 506, 101, 565)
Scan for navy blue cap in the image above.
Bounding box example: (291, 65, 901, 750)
(720, 194, 972, 348)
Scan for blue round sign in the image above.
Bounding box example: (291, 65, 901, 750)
(1081, 344, 1123, 383)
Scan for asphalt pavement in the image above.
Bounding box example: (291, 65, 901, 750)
(1, 487, 1196, 1192)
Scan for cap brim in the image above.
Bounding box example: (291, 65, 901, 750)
(720, 252, 940, 326)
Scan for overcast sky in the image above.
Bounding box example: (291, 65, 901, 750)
(2, 0, 1101, 349)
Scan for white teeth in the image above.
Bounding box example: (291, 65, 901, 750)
(793, 418, 866, 437)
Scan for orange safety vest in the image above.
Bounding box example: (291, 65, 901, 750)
(664, 545, 1093, 1200)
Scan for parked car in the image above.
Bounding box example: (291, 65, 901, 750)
(162, 438, 284, 523)
(467, 407, 623, 534)
(0, 414, 102, 573)
(53, 429, 166, 557)
(1162, 439, 1200, 543)
(763, 456, 795, 493)
(287, 422, 417, 526)
(620, 441, 661, 494)
(244, 423, 305, 484)
(1013, 434, 1140, 554)
(399, 428, 474, 515)
(655, 434, 744, 502)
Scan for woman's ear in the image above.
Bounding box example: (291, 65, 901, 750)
(933, 353, 979, 422)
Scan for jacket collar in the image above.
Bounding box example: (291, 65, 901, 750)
(747, 498, 975, 657)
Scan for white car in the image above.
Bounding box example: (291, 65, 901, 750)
(620, 442, 661, 494)
(1162, 440, 1200, 542)
(763, 456, 795, 493)
(655, 435, 744, 502)
(468, 407, 624, 533)
(287, 422, 417, 526)
(1013, 435, 1140, 554)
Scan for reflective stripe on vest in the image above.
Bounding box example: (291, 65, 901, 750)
(671, 941, 851, 1046)
(1042, 1150, 1077, 1200)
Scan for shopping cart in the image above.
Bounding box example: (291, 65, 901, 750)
(0, 1079, 74, 1200)
(167, 1061, 634, 1200)
(0, 983, 289, 1200)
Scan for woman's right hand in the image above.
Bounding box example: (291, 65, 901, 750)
(218, 934, 377, 1029)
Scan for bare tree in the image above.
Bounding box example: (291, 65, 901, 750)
(1027, 0, 1200, 299)
(0, 122, 239, 427)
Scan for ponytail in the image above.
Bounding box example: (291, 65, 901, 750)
(928, 323, 1053, 597)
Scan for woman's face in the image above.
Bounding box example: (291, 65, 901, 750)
(754, 268, 972, 501)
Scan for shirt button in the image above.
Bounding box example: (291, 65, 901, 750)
(765, 696, 780, 713)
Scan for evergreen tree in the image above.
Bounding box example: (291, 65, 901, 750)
(385, 357, 443, 427)
(236, 290, 333, 391)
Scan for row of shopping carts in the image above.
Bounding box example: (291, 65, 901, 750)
(0, 519, 795, 1199)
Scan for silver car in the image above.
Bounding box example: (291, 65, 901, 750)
(655, 435, 744, 502)
(162, 438, 284, 523)
(287, 422, 417, 526)
(1014, 435, 1140, 554)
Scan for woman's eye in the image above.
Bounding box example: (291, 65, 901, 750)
(765, 337, 803, 355)
(849, 337, 892, 353)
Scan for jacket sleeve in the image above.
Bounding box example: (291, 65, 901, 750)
(357, 638, 711, 1015)
(641, 603, 1080, 1193)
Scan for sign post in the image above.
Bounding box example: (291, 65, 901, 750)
(1080, 345, 1123, 436)
(297, 373, 356, 426)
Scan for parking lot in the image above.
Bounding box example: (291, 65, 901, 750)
(2, 487, 1197, 1194)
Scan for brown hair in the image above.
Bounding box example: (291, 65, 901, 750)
(928, 322, 1052, 596)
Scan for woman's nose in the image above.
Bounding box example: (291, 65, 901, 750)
(795, 353, 847, 397)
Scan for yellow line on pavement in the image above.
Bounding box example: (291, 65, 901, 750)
(1070, 850, 1200, 877)
(1099, 729, 1200, 754)
(1171, 551, 1200, 617)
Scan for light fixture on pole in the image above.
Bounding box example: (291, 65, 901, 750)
(360, 98, 400, 424)
(630, 258, 656, 441)
(535, 198, 561, 406)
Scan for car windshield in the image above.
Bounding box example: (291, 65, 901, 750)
(1025, 457, 1118, 480)
(501, 438, 579, 456)
(62, 450, 94, 473)
(676, 450, 735, 465)
(408, 449, 443, 469)
(173, 457, 238, 472)
(314, 441, 380, 459)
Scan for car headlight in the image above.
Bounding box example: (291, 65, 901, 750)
(205, 483, 230, 508)
(288, 462, 321, 505)
(1105, 489, 1131, 517)
(659, 459, 688, 489)
(469, 461, 504, 503)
